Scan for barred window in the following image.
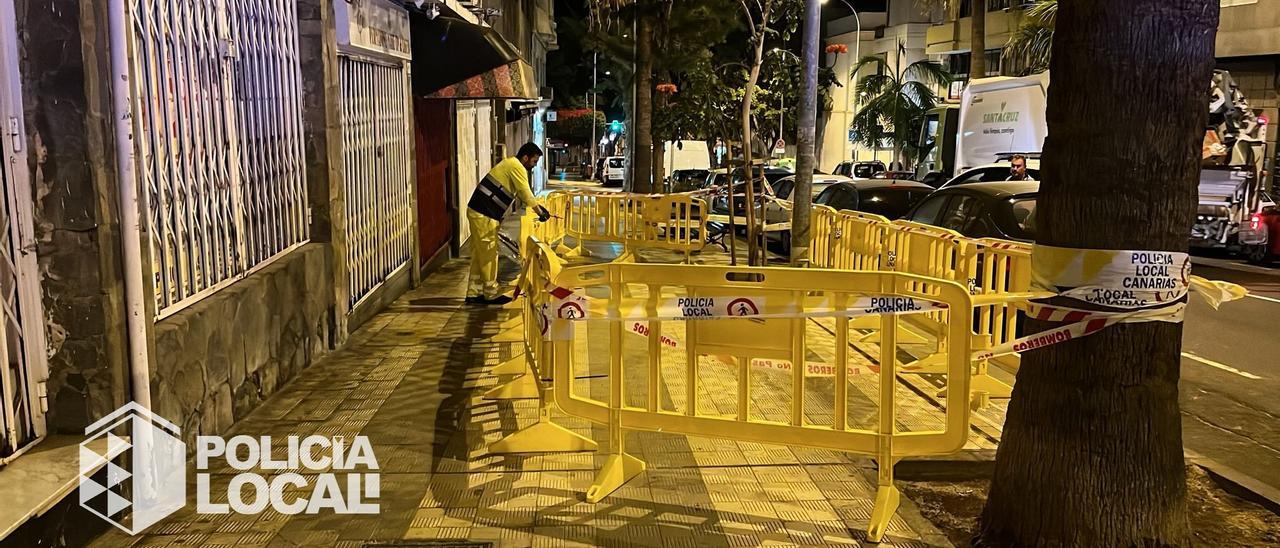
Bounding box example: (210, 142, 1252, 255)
(130, 0, 308, 316)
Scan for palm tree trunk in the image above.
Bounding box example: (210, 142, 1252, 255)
(976, 0, 1218, 545)
(970, 0, 986, 78)
(633, 14, 655, 193)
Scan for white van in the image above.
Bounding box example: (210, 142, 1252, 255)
(602, 156, 625, 187)
(954, 72, 1049, 176)
(663, 140, 711, 174)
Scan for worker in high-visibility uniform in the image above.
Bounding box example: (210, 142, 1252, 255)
(465, 142, 551, 305)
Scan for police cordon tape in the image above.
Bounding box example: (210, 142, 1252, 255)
(974, 246, 1247, 361)
(542, 287, 950, 323)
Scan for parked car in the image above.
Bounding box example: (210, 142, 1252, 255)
(669, 168, 711, 192)
(833, 160, 886, 179)
(601, 156, 625, 187)
(936, 159, 1042, 189)
(764, 177, 931, 255)
(814, 179, 935, 221)
(761, 174, 854, 229)
(708, 165, 793, 216)
(1240, 190, 1279, 264)
(872, 170, 919, 181)
(904, 181, 1039, 241)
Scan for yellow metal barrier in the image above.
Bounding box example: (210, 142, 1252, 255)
(963, 238, 1035, 398)
(806, 215, 1029, 402)
(486, 236, 598, 454)
(541, 261, 976, 542)
(520, 191, 570, 257)
(559, 191, 707, 262)
(830, 209, 891, 271)
(809, 205, 838, 268)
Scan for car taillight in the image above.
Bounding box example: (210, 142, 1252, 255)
(1251, 213, 1262, 231)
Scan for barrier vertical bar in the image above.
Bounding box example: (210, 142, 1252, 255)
(685, 303, 699, 417)
(833, 293, 849, 431)
(868, 278, 901, 542)
(790, 291, 807, 427)
(585, 267, 645, 502)
(737, 356, 750, 422)
(646, 285, 661, 412)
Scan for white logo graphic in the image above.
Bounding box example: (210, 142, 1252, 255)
(79, 402, 187, 535)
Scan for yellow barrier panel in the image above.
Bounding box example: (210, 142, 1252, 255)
(558, 191, 707, 262)
(963, 238, 1035, 398)
(520, 190, 570, 258)
(809, 205, 838, 268)
(830, 209, 891, 271)
(543, 261, 976, 542)
(486, 236, 599, 454)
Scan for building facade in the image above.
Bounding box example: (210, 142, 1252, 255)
(821, 2, 931, 172)
(0, 0, 552, 542)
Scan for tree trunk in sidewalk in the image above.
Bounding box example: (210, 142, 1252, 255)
(632, 15, 655, 194)
(970, 1, 986, 78)
(791, 0, 819, 266)
(976, 1, 1217, 546)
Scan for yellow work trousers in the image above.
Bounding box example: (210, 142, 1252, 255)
(466, 211, 502, 299)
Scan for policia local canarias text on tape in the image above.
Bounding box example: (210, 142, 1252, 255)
(977, 245, 1247, 361)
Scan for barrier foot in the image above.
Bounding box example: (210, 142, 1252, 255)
(490, 354, 530, 376)
(966, 374, 1014, 399)
(859, 327, 929, 345)
(557, 244, 581, 258)
(502, 297, 523, 311)
(612, 250, 636, 264)
(902, 352, 947, 374)
(848, 316, 880, 330)
(482, 374, 539, 401)
(866, 484, 901, 543)
(488, 422, 598, 454)
(487, 325, 525, 343)
(585, 452, 645, 503)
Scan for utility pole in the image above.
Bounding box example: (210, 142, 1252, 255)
(591, 51, 598, 181)
(791, 0, 820, 266)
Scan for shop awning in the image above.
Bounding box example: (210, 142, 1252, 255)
(426, 59, 539, 100)
(411, 15, 529, 97)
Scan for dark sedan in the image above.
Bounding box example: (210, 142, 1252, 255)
(903, 181, 1038, 241)
(764, 179, 933, 255)
(814, 179, 935, 220)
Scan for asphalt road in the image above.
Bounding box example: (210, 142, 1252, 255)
(1181, 256, 1280, 499)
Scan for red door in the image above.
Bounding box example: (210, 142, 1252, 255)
(415, 98, 455, 265)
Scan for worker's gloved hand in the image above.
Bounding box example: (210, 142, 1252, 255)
(535, 205, 552, 222)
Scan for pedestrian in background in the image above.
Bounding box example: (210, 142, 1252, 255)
(1007, 154, 1030, 181)
(465, 142, 551, 305)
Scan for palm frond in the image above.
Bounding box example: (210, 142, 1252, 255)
(900, 80, 940, 110)
(1003, 0, 1056, 74)
(850, 55, 889, 80)
(901, 60, 952, 90)
(856, 73, 894, 98)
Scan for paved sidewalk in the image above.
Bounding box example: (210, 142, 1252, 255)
(89, 234, 972, 548)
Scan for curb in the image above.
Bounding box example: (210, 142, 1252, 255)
(894, 450, 997, 482)
(1184, 450, 1280, 515)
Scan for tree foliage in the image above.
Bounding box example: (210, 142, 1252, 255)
(546, 109, 607, 147)
(1003, 0, 1057, 75)
(849, 54, 952, 167)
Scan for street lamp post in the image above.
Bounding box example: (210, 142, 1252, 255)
(590, 51, 598, 180)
